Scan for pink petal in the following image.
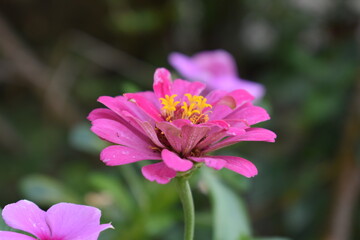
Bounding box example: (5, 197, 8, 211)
(100, 145, 161, 166)
(215, 95, 237, 109)
(190, 157, 227, 170)
(218, 156, 258, 177)
(0, 231, 37, 240)
(196, 125, 232, 150)
(46, 203, 113, 240)
(225, 106, 270, 125)
(87, 108, 121, 122)
(181, 125, 210, 155)
(2, 200, 50, 239)
(141, 162, 177, 184)
(204, 127, 276, 153)
(128, 117, 164, 148)
(153, 68, 172, 98)
(124, 93, 163, 122)
(205, 90, 228, 106)
(98, 96, 152, 123)
(171, 119, 192, 128)
(209, 104, 234, 120)
(161, 149, 193, 172)
(228, 89, 255, 106)
(172, 79, 205, 100)
(156, 122, 182, 152)
(91, 119, 149, 148)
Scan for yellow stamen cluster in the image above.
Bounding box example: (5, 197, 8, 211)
(159, 94, 180, 121)
(160, 93, 212, 124)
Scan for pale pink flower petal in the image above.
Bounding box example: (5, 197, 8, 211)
(46, 203, 113, 240)
(0, 231, 37, 240)
(169, 50, 265, 99)
(100, 145, 161, 166)
(2, 200, 50, 239)
(162, 149, 193, 172)
(220, 156, 258, 177)
(142, 162, 177, 184)
(1, 201, 112, 240)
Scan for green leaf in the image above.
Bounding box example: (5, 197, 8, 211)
(89, 172, 135, 215)
(202, 168, 252, 240)
(20, 175, 80, 205)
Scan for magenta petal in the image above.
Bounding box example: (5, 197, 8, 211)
(141, 162, 177, 184)
(205, 127, 275, 153)
(162, 149, 193, 172)
(2, 200, 50, 239)
(46, 203, 113, 240)
(91, 119, 149, 148)
(156, 122, 182, 152)
(228, 89, 255, 106)
(190, 157, 227, 170)
(237, 128, 277, 142)
(100, 145, 161, 166)
(181, 125, 210, 155)
(225, 106, 270, 125)
(153, 68, 172, 98)
(129, 118, 164, 148)
(0, 231, 37, 240)
(87, 108, 120, 122)
(209, 104, 234, 120)
(124, 93, 163, 122)
(205, 89, 228, 105)
(219, 156, 258, 177)
(172, 79, 206, 100)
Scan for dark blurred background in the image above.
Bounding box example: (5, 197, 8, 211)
(0, 0, 359, 240)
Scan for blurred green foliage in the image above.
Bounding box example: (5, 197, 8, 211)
(0, 0, 359, 240)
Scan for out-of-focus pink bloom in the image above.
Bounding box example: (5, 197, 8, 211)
(88, 68, 276, 184)
(0, 200, 113, 240)
(169, 50, 265, 99)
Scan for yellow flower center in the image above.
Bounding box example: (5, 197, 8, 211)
(159, 94, 212, 124)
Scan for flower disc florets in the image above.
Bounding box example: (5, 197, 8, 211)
(88, 68, 276, 184)
(160, 94, 212, 124)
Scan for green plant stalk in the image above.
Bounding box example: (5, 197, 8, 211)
(176, 176, 195, 240)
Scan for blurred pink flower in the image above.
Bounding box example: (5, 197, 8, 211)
(169, 50, 265, 99)
(88, 68, 275, 184)
(0, 200, 113, 240)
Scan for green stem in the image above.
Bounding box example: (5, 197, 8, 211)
(176, 176, 195, 240)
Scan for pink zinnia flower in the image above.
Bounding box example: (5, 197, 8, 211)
(0, 200, 113, 240)
(88, 68, 276, 184)
(169, 50, 265, 99)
